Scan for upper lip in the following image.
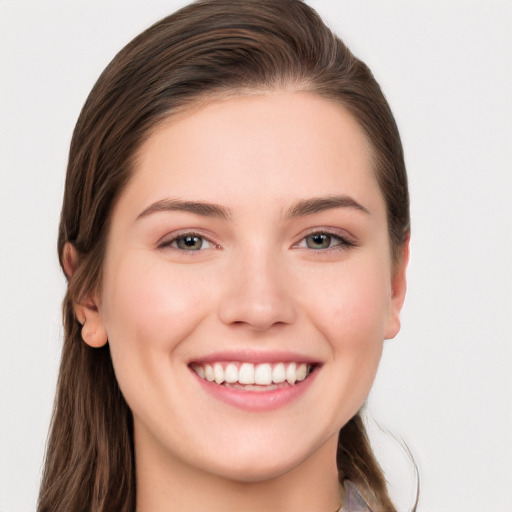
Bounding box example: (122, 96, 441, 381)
(188, 349, 321, 365)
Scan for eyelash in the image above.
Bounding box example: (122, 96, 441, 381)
(293, 230, 357, 252)
(157, 229, 356, 253)
(157, 231, 219, 252)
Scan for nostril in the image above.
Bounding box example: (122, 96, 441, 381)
(218, 293, 297, 330)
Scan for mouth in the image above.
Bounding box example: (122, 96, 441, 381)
(190, 361, 315, 392)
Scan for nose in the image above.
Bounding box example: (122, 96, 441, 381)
(218, 248, 297, 331)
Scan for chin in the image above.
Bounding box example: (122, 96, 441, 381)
(198, 432, 335, 485)
(208, 457, 302, 484)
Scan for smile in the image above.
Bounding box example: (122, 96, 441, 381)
(191, 361, 313, 389)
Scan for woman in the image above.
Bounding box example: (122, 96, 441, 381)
(39, 1, 410, 511)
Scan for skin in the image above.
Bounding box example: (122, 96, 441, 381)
(69, 91, 408, 512)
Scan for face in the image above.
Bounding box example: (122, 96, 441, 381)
(84, 91, 407, 483)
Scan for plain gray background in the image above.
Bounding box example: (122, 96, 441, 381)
(1, 1, 511, 511)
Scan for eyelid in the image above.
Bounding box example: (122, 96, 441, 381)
(292, 227, 357, 250)
(156, 229, 221, 251)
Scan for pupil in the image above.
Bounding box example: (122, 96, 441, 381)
(180, 236, 202, 250)
(308, 234, 330, 249)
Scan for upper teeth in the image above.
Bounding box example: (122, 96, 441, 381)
(192, 362, 311, 386)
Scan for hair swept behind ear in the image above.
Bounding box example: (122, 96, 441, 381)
(337, 413, 397, 512)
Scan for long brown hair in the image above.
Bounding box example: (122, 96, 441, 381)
(39, 1, 410, 511)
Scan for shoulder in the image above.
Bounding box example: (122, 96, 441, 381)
(341, 480, 373, 512)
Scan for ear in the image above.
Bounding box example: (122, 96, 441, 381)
(384, 236, 410, 340)
(63, 242, 108, 348)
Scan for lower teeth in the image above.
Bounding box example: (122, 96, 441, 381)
(223, 382, 284, 391)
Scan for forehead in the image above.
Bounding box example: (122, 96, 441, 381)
(121, 91, 383, 219)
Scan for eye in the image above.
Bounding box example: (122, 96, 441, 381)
(295, 231, 355, 251)
(305, 233, 336, 250)
(158, 233, 216, 251)
(175, 235, 207, 250)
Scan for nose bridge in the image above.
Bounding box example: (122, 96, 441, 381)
(218, 242, 296, 330)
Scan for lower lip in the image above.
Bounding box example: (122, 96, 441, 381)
(191, 368, 317, 412)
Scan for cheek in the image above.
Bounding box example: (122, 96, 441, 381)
(299, 255, 391, 383)
(100, 255, 211, 356)
(315, 266, 390, 339)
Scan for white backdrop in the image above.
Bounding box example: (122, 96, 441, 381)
(1, 1, 511, 511)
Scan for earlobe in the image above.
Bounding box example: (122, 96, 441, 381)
(384, 237, 410, 340)
(80, 322, 108, 348)
(75, 300, 108, 348)
(63, 242, 108, 348)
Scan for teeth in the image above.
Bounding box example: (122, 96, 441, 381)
(224, 363, 238, 383)
(194, 364, 205, 379)
(286, 362, 297, 384)
(296, 363, 308, 381)
(213, 363, 224, 384)
(272, 363, 286, 383)
(193, 361, 312, 386)
(254, 363, 272, 385)
(204, 364, 214, 382)
(239, 363, 255, 384)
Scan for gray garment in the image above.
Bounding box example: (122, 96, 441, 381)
(340, 480, 372, 512)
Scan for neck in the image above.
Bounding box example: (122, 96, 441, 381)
(135, 429, 342, 512)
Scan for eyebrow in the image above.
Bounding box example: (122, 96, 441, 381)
(136, 194, 369, 222)
(285, 195, 370, 218)
(136, 199, 232, 221)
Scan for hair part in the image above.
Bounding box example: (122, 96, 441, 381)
(39, 1, 410, 510)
